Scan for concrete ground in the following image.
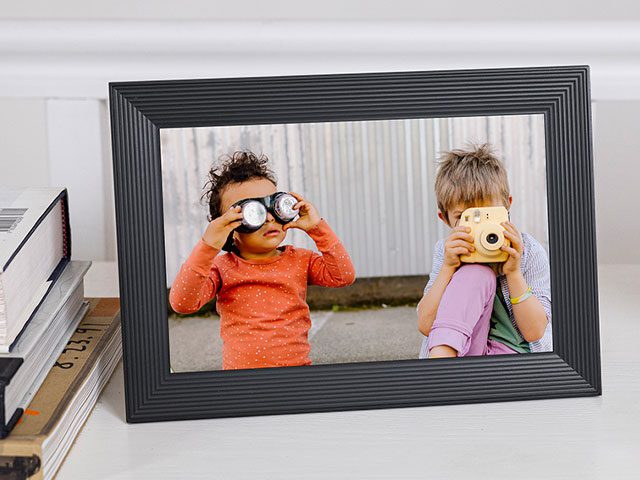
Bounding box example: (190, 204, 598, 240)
(169, 306, 424, 372)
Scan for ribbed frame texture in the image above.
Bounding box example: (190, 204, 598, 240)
(109, 66, 600, 423)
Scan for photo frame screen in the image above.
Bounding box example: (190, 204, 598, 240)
(161, 113, 550, 373)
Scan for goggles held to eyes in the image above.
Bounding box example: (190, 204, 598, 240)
(232, 192, 298, 233)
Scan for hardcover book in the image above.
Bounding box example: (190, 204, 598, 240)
(0, 187, 71, 352)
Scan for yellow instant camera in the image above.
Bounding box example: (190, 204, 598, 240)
(458, 206, 510, 263)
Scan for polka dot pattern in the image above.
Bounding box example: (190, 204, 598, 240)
(168, 219, 356, 370)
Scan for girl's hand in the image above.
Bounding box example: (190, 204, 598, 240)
(443, 226, 475, 269)
(500, 221, 523, 276)
(282, 192, 321, 232)
(201, 206, 244, 249)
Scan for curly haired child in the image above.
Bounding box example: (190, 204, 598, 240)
(170, 151, 355, 370)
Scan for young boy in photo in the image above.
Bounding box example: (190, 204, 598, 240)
(417, 144, 552, 358)
(170, 151, 355, 370)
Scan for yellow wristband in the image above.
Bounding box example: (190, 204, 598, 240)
(510, 286, 533, 305)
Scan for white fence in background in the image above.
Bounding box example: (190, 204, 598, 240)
(160, 114, 547, 286)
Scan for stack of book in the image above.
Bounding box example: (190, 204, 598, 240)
(0, 298, 120, 480)
(0, 187, 121, 479)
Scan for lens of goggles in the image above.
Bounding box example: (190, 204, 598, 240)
(273, 193, 297, 222)
(241, 201, 267, 230)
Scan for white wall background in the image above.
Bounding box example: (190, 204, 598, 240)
(0, 1, 638, 265)
(3, 1, 640, 21)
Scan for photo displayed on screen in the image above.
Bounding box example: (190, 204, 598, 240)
(160, 114, 551, 372)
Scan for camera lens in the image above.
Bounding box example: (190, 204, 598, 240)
(486, 233, 499, 244)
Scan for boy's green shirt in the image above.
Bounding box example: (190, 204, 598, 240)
(488, 280, 530, 354)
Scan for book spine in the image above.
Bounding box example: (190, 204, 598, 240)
(0, 357, 24, 436)
(59, 190, 71, 261)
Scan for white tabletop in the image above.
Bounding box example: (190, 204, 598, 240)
(58, 264, 640, 479)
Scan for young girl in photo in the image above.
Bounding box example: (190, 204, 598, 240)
(170, 151, 356, 370)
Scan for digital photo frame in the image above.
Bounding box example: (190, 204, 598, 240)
(109, 66, 600, 423)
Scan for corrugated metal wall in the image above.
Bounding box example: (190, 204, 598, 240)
(160, 114, 547, 286)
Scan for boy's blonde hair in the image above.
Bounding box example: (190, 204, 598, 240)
(435, 143, 510, 221)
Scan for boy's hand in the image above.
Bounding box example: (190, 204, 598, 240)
(282, 192, 321, 232)
(201, 205, 244, 250)
(443, 226, 475, 269)
(500, 221, 523, 276)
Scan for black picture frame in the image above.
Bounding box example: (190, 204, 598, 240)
(109, 66, 600, 424)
